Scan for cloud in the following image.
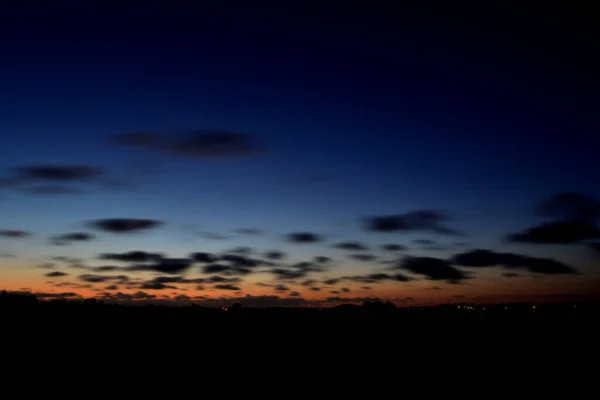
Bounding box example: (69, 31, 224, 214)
(274, 284, 289, 292)
(507, 220, 600, 244)
(189, 252, 218, 263)
(100, 251, 164, 263)
(49, 232, 95, 245)
(202, 264, 230, 274)
(35, 292, 81, 299)
(285, 232, 324, 243)
(45, 271, 69, 277)
(265, 250, 286, 260)
(114, 130, 260, 158)
(396, 256, 468, 283)
(363, 210, 460, 235)
(380, 244, 406, 252)
(78, 274, 130, 283)
(105, 285, 119, 290)
(348, 254, 377, 262)
(313, 256, 332, 263)
(338, 273, 411, 284)
(0, 230, 31, 238)
(13, 165, 103, 182)
(225, 246, 254, 255)
(130, 258, 193, 274)
(536, 192, 600, 220)
(269, 268, 309, 280)
(333, 241, 369, 251)
(289, 291, 301, 297)
(452, 249, 578, 275)
(310, 287, 321, 291)
(214, 284, 241, 291)
(503, 272, 520, 278)
(88, 218, 164, 233)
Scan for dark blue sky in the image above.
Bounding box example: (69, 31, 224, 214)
(1, 3, 598, 305)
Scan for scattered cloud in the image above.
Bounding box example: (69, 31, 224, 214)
(100, 251, 164, 263)
(45, 271, 69, 277)
(88, 218, 164, 233)
(380, 244, 406, 252)
(333, 241, 369, 251)
(507, 220, 600, 244)
(452, 249, 578, 275)
(285, 232, 324, 243)
(363, 210, 460, 235)
(49, 232, 95, 245)
(114, 130, 261, 159)
(536, 192, 600, 220)
(396, 256, 468, 283)
(0, 230, 32, 238)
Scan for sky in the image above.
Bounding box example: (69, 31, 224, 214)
(1, 3, 599, 307)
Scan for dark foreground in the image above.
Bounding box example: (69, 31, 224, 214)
(1, 292, 596, 322)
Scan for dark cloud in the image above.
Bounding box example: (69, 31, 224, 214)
(203, 264, 230, 274)
(503, 272, 520, 278)
(100, 251, 164, 263)
(313, 256, 332, 263)
(89, 218, 164, 233)
(13, 165, 103, 182)
(536, 192, 600, 220)
(364, 210, 460, 235)
(310, 287, 321, 291)
(130, 258, 193, 274)
(50, 232, 95, 245)
(220, 254, 263, 268)
(207, 276, 241, 284)
(0, 230, 31, 238)
(214, 284, 241, 291)
(274, 284, 290, 292)
(507, 220, 600, 244)
(341, 288, 351, 293)
(285, 232, 323, 243)
(189, 252, 218, 263)
(289, 291, 301, 297)
(114, 130, 260, 158)
(380, 244, 406, 252)
(293, 262, 326, 272)
(225, 246, 254, 255)
(343, 273, 411, 283)
(265, 250, 286, 260)
(452, 249, 578, 275)
(0, 253, 16, 258)
(105, 285, 119, 290)
(269, 268, 308, 280)
(235, 228, 262, 235)
(140, 281, 178, 290)
(45, 271, 68, 277)
(35, 292, 81, 299)
(397, 256, 468, 283)
(349, 253, 377, 262)
(78, 274, 130, 283)
(333, 241, 369, 251)
(427, 286, 443, 290)
(361, 286, 372, 290)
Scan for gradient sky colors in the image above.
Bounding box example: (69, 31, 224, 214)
(1, 3, 599, 307)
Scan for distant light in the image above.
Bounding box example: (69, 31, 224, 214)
(222, 307, 228, 311)
(532, 305, 536, 309)
(458, 306, 461, 309)
(505, 307, 507, 310)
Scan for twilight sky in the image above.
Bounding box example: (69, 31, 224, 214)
(1, 3, 599, 307)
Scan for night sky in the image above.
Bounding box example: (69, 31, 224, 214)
(1, 3, 599, 307)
